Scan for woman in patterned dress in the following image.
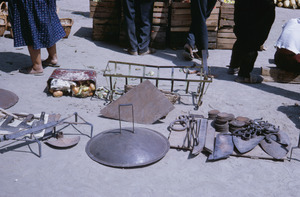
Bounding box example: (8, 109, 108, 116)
(9, 0, 65, 75)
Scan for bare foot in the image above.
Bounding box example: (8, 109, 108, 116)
(19, 66, 43, 75)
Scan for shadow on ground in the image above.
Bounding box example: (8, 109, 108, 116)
(0, 52, 31, 72)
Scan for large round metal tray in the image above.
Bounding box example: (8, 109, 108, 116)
(85, 127, 170, 168)
(0, 89, 19, 109)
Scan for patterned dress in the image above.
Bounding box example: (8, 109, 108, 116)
(9, 0, 65, 49)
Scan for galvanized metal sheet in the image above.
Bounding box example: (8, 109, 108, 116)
(86, 127, 170, 168)
(101, 80, 174, 124)
(260, 130, 291, 159)
(233, 135, 265, 154)
(0, 89, 19, 109)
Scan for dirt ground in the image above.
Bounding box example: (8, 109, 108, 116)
(0, 1, 300, 197)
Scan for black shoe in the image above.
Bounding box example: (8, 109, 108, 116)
(235, 75, 264, 84)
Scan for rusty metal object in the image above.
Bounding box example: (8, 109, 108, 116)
(0, 89, 19, 109)
(260, 130, 291, 159)
(45, 132, 80, 148)
(101, 80, 174, 124)
(233, 135, 265, 154)
(103, 60, 213, 109)
(192, 118, 208, 155)
(208, 134, 234, 160)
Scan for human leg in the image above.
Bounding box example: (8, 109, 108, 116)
(19, 45, 43, 74)
(123, 0, 138, 53)
(42, 44, 59, 66)
(137, 0, 154, 54)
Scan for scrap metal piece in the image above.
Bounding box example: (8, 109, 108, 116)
(101, 80, 174, 124)
(86, 127, 170, 168)
(0, 89, 19, 109)
(204, 120, 216, 154)
(208, 133, 234, 161)
(192, 118, 208, 155)
(45, 132, 80, 148)
(260, 130, 291, 159)
(233, 135, 265, 154)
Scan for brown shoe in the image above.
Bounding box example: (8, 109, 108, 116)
(127, 49, 138, 56)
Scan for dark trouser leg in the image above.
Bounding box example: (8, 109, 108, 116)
(137, 0, 154, 53)
(232, 0, 275, 78)
(187, 0, 216, 51)
(123, 0, 138, 52)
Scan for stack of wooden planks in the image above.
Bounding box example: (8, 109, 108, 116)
(217, 3, 236, 49)
(169, 0, 220, 49)
(150, 0, 169, 49)
(90, 0, 121, 41)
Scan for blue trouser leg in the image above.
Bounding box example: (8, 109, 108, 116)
(138, 0, 154, 53)
(123, 0, 138, 52)
(187, 0, 217, 51)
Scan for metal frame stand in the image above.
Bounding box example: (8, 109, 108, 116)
(0, 112, 93, 157)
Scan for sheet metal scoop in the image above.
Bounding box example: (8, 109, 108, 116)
(86, 104, 170, 168)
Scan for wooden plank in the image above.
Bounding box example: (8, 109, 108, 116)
(172, 9, 190, 15)
(171, 14, 191, 20)
(171, 2, 191, 9)
(219, 20, 235, 27)
(171, 20, 191, 27)
(170, 27, 190, 32)
(217, 32, 236, 39)
(261, 67, 300, 83)
(220, 13, 234, 20)
(216, 43, 234, 50)
(153, 7, 168, 12)
(217, 38, 236, 44)
(152, 18, 168, 24)
(153, 12, 168, 18)
(218, 27, 234, 33)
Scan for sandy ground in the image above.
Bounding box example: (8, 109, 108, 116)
(0, 1, 300, 196)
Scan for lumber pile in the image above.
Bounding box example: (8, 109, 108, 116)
(150, 1, 169, 49)
(169, 1, 220, 49)
(217, 3, 236, 49)
(90, 0, 121, 41)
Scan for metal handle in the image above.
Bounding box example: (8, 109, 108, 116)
(118, 104, 135, 134)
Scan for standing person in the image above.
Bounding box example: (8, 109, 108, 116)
(227, 0, 275, 83)
(274, 18, 300, 73)
(9, 0, 65, 75)
(123, 0, 155, 56)
(183, 0, 217, 60)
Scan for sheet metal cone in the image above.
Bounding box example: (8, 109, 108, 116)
(260, 130, 291, 159)
(233, 135, 265, 154)
(85, 127, 170, 168)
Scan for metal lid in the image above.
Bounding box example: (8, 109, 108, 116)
(0, 89, 19, 109)
(85, 127, 170, 168)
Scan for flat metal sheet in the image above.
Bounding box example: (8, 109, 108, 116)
(0, 89, 19, 109)
(101, 80, 174, 124)
(86, 127, 170, 168)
